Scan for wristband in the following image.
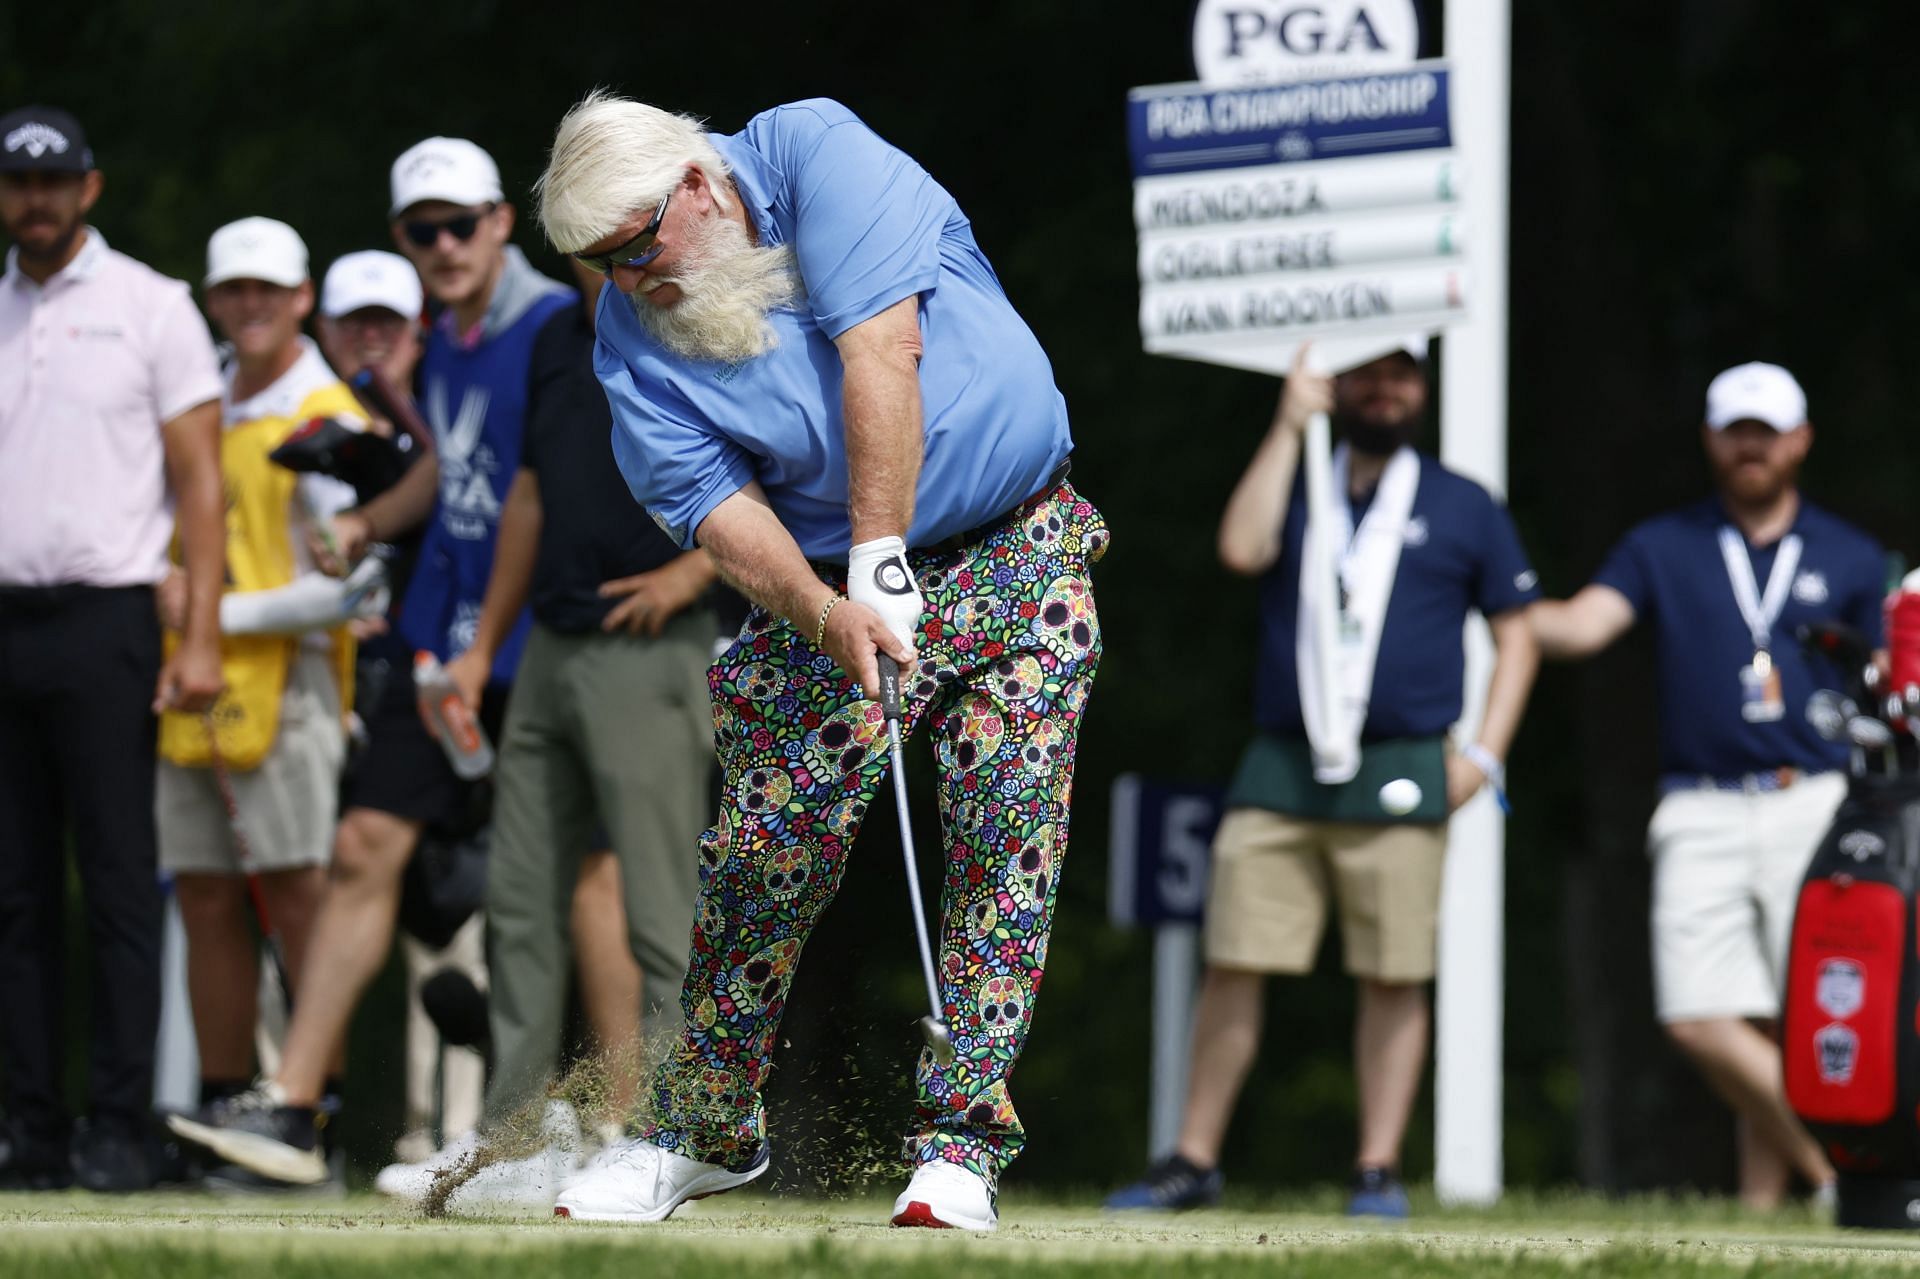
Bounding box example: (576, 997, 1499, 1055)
(813, 594, 843, 649)
(1461, 742, 1510, 813)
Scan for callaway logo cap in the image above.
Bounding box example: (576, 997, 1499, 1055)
(206, 217, 309, 289)
(0, 105, 93, 173)
(321, 250, 423, 320)
(389, 137, 503, 218)
(1705, 361, 1807, 432)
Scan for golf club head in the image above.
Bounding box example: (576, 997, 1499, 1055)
(1848, 716, 1896, 749)
(920, 1015, 956, 1067)
(1806, 690, 1847, 741)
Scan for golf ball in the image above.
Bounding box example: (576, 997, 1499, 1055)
(1378, 778, 1423, 816)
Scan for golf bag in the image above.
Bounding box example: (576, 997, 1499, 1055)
(1782, 774, 1920, 1226)
(1783, 593, 1920, 1227)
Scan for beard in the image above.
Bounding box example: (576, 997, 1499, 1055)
(631, 214, 800, 364)
(1336, 406, 1423, 457)
(4, 208, 84, 264)
(1714, 455, 1796, 509)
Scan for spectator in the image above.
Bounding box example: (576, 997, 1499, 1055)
(315, 248, 483, 1169)
(1531, 361, 1876, 1208)
(168, 137, 575, 1185)
(153, 217, 373, 1185)
(375, 259, 717, 1211)
(316, 249, 426, 454)
(0, 105, 225, 1191)
(1106, 341, 1540, 1218)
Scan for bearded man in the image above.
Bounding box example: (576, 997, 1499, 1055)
(0, 104, 225, 1190)
(1532, 362, 1881, 1210)
(1107, 341, 1539, 1219)
(533, 93, 1105, 1231)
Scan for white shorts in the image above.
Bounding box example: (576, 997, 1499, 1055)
(156, 651, 345, 875)
(1648, 772, 1846, 1023)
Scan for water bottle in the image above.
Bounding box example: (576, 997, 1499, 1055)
(413, 651, 494, 780)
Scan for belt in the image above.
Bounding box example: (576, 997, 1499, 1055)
(0, 582, 153, 614)
(924, 458, 1073, 557)
(1657, 767, 1834, 797)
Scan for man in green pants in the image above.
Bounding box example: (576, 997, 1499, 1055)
(376, 260, 719, 1211)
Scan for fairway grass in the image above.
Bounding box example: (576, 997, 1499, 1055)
(5, 1188, 1920, 1277)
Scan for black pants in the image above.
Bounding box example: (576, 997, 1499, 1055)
(0, 586, 163, 1137)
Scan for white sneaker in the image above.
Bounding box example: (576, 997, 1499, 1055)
(890, 1162, 998, 1231)
(445, 1141, 580, 1215)
(374, 1101, 582, 1209)
(374, 1130, 481, 1202)
(553, 1138, 768, 1222)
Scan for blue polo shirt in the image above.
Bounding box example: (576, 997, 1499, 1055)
(1592, 497, 1885, 776)
(1253, 454, 1539, 738)
(596, 98, 1074, 561)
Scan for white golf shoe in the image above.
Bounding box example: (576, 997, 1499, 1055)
(890, 1161, 998, 1231)
(553, 1137, 768, 1222)
(373, 1129, 481, 1201)
(374, 1100, 582, 1212)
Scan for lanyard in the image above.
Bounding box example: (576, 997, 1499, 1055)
(1717, 525, 1802, 658)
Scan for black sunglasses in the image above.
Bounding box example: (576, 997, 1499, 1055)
(574, 191, 672, 276)
(402, 204, 496, 249)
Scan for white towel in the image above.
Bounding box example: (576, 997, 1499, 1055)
(1296, 439, 1420, 783)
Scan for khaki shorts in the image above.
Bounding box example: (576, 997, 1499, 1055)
(157, 651, 345, 875)
(1649, 772, 1846, 1023)
(1203, 807, 1447, 982)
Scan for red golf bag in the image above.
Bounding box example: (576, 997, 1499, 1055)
(1783, 592, 1920, 1227)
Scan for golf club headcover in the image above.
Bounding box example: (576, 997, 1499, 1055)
(847, 535, 924, 654)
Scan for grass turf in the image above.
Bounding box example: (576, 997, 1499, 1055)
(4, 1188, 1920, 1277)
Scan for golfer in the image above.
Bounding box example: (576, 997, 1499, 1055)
(535, 93, 1105, 1230)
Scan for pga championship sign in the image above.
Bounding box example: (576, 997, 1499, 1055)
(1131, 3, 1466, 376)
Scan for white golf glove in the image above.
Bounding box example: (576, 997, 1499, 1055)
(847, 535, 924, 655)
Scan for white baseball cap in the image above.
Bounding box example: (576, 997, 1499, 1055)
(389, 137, 503, 217)
(320, 250, 423, 320)
(205, 216, 308, 289)
(1705, 361, 1807, 431)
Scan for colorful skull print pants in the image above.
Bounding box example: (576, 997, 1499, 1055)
(643, 481, 1109, 1189)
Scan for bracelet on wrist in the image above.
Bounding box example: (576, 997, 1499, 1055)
(1460, 742, 1510, 814)
(813, 594, 843, 649)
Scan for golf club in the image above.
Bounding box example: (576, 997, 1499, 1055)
(875, 652, 956, 1067)
(202, 714, 294, 1011)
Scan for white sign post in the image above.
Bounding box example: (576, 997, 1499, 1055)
(1433, 0, 1512, 1208)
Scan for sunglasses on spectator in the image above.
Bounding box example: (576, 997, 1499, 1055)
(574, 191, 672, 275)
(401, 204, 497, 249)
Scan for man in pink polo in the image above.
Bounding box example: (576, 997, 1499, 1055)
(0, 104, 226, 1191)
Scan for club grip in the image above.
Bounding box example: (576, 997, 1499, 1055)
(876, 653, 904, 723)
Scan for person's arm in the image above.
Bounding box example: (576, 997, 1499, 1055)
(1218, 345, 1332, 577)
(1530, 584, 1637, 661)
(156, 399, 225, 713)
(443, 468, 541, 708)
(697, 483, 911, 699)
(834, 294, 924, 545)
(600, 549, 719, 636)
(1446, 606, 1541, 811)
(333, 455, 438, 562)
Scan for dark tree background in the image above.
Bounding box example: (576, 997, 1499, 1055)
(6, 0, 1918, 1193)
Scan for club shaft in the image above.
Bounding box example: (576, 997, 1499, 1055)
(887, 723, 944, 1020)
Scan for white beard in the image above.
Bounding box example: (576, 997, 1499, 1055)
(631, 214, 800, 363)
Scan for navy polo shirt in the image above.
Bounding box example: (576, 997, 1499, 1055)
(1593, 497, 1885, 777)
(1253, 453, 1540, 739)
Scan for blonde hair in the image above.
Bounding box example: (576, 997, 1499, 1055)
(535, 89, 733, 253)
